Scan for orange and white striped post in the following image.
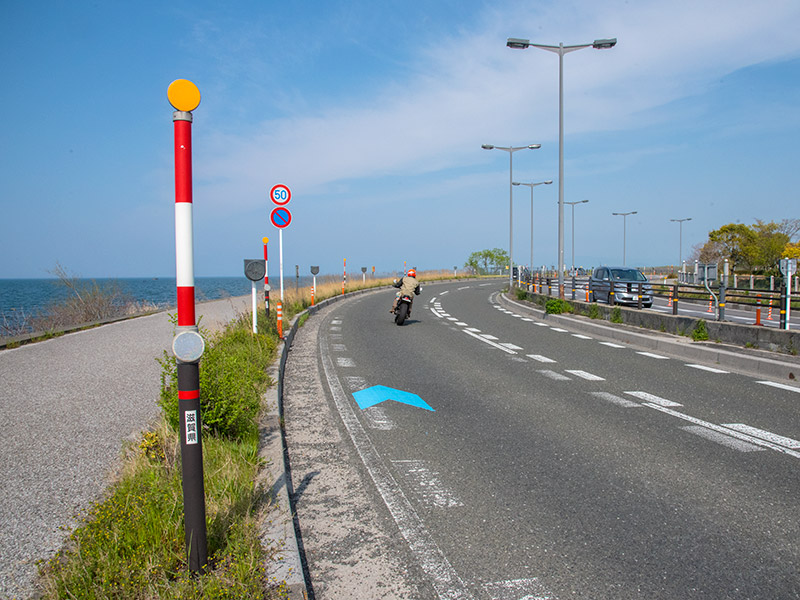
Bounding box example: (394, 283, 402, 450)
(767, 296, 774, 320)
(276, 301, 283, 338)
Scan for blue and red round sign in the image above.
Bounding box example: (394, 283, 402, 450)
(270, 184, 291, 206)
(270, 206, 292, 229)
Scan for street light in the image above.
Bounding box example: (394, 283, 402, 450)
(513, 180, 553, 275)
(612, 211, 637, 266)
(670, 217, 692, 268)
(482, 143, 542, 287)
(564, 199, 589, 275)
(507, 36, 616, 297)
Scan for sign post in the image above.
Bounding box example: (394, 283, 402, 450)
(361, 266, 367, 284)
(262, 237, 270, 318)
(244, 259, 266, 333)
(780, 258, 796, 330)
(270, 185, 292, 338)
(311, 266, 319, 306)
(167, 78, 208, 574)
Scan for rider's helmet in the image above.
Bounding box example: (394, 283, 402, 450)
(407, 269, 416, 278)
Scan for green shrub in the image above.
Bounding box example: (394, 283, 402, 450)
(691, 319, 709, 341)
(159, 315, 277, 441)
(610, 306, 623, 323)
(587, 304, 601, 320)
(545, 298, 572, 314)
(515, 287, 528, 301)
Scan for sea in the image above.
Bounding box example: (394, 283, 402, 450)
(0, 275, 323, 318)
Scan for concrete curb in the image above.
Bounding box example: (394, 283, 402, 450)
(498, 294, 800, 383)
(499, 293, 800, 383)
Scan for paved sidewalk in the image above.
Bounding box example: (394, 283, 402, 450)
(0, 296, 249, 599)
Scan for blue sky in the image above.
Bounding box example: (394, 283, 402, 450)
(2, 0, 799, 279)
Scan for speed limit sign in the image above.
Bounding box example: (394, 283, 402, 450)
(270, 184, 291, 206)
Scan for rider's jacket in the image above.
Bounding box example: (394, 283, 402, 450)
(394, 276, 420, 297)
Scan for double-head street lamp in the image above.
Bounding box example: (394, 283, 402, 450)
(612, 211, 637, 266)
(482, 144, 541, 287)
(564, 199, 589, 275)
(512, 180, 553, 273)
(670, 217, 692, 268)
(507, 36, 616, 296)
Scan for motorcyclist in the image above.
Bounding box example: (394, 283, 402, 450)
(391, 269, 421, 315)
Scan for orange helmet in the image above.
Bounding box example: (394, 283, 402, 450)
(407, 269, 416, 278)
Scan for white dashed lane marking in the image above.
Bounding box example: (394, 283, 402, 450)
(686, 364, 729, 373)
(636, 352, 669, 359)
(565, 370, 605, 381)
(538, 370, 571, 381)
(527, 354, 556, 363)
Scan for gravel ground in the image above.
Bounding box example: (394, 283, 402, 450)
(0, 296, 250, 600)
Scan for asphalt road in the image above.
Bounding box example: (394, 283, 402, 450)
(0, 296, 250, 600)
(292, 280, 800, 599)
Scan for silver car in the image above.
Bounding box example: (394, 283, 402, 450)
(589, 266, 653, 308)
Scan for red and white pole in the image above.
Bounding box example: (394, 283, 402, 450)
(342, 258, 347, 295)
(263, 237, 270, 318)
(168, 79, 208, 574)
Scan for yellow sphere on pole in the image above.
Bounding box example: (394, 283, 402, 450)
(167, 79, 201, 112)
(262, 237, 269, 244)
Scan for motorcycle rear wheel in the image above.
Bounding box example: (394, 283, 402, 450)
(395, 302, 408, 325)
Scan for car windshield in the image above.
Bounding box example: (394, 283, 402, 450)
(610, 269, 646, 281)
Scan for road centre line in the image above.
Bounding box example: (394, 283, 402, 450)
(681, 425, 765, 453)
(463, 329, 517, 354)
(599, 342, 625, 348)
(642, 403, 800, 459)
(721, 424, 800, 449)
(550, 328, 568, 333)
(572, 334, 592, 340)
(319, 335, 475, 598)
(624, 391, 682, 407)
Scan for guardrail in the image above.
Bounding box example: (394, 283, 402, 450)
(517, 274, 797, 328)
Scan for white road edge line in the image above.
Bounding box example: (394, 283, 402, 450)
(319, 335, 475, 598)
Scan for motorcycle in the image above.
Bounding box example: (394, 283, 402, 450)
(393, 294, 414, 326)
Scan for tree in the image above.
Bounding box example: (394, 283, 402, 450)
(465, 248, 509, 275)
(704, 220, 791, 274)
(784, 241, 800, 260)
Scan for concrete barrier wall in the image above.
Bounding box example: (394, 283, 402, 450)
(516, 289, 800, 355)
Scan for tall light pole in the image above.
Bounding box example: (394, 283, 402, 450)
(507, 36, 616, 297)
(565, 199, 589, 275)
(613, 211, 637, 266)
(513, 180, 553, 273)
(670, 217, 692, 268)
(482, 144, 542, 287)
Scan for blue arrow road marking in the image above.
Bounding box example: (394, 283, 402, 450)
(353, 385, 434, 411)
